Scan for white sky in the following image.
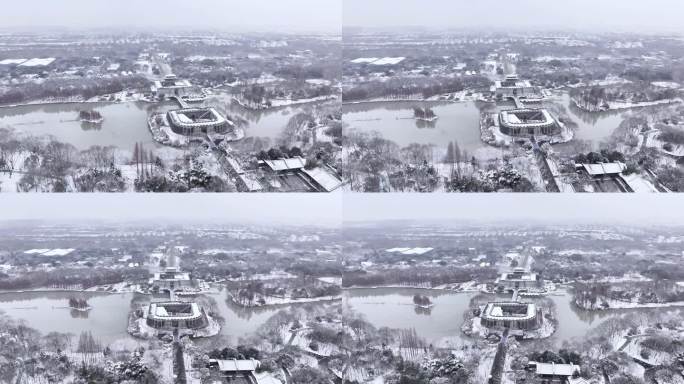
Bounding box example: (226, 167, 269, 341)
(0, 195, 342, 226)
(0, 0, 342, 33)
(344, 0, 684, 34)
(0, 195, 682, 227)
(342, 194, 684, 226)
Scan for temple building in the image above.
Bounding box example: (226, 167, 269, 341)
(498, 108, 560, 137)
(496, 268, 541, 291)
(480, 301, 543, 330)
(149, 267, 192, 292)
(145, 301, 208, 330)
(493, 75, 539, 99)
(166, 107, 233, 136)
(152, 74, 193, 99)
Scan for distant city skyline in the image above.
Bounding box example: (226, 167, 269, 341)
(344, 0, 684, 34)
(0, 0, 342, 33)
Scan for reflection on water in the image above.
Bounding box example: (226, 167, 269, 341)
(415, 119, 437, 130)
(344, 287, 474, 344)
(414, 305, 433, 316)
(0, 93, 324, 152)
(206, 95, 297, 140)
(2, 287, 673, 348)
(344, 287, 678, 347)
(70, 308, 90, 319)
(0, 102, 176, 150)
(553, 94, 626, 146)
(207, 292, 290, 343)
(0, 291, 136, 344)
(343, 101, 485, 152)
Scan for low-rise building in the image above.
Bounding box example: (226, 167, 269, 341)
(166, 107, 233, 136)
(528, 361, 580, 384)
(481, 301, 542, 330)
(497, 268, 540, 290)
(152, 74, 193, 98)
(499, 108, 560, 136)
(494, 75, 539, 98)
(145, 301, 208, 330)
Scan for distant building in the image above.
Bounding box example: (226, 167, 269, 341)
(498, 108, 560, 136)
(494, 75, 538, 98)
(152, 74, 193, 98)
(496, 268, 540, 290)
(149, 267, 191, 292)
(481, 301, 542, 330)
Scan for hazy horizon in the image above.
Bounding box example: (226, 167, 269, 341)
(0, 0, 342, 34)
(342, 195, 684, 226)
(344, 0, 684, 35)
(0, 195, 682, 228)
(0, 195, 343, 226)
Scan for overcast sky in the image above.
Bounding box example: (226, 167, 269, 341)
(0, 0, 341, 33)
(343, 195, 684, 226)
(0, 195, 342, 226)
(0, 195, 682, 227)
(344, 0, 684, 34)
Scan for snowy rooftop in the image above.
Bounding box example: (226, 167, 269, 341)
(500, 271, 537, 281)
(386, 247, 434, 255)
(259, 156, 306, 172)
(350, 57, 405, 66)
(24, 248, 75, 257)
(212, 359, 260, 372)
(19, 58, 56, 67)
(149, 302, 201, 319)
(621, 173, 658, 193)
(152, 271, 190, 281)
(483, 302, 536, 320)
(0, 59, 27, 65)
(301, 166, 343, 192)
(167, 108, 230, 128)
(500, 109, 553, 127)
(579, 162, 626, 176)
(531, 362, 579, 377)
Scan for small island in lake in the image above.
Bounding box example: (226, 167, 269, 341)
(79, 110, 104, 124)
(413, 106, 438, 122)
(413, 293, 434, 309)
(68, 296, 91, 311)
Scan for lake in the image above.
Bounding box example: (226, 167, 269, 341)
(344, 287, 679, 347)
(0, 290, 328, 347)
(0, 290, 136, 344)
(0, 102, 175, 151)
(342, 94, 631, 155)
(551, 93, 627, 148)
(343, 101, 485, 153)
(0, 97, 298, 151)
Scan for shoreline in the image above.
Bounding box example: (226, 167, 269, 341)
(570, 97, 682, 113)
(226, 293, 342, 308)
(0, 98, 156, 110)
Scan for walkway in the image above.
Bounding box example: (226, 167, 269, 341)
(512, 97, 524, 109)
(170, 96, 189, 109)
